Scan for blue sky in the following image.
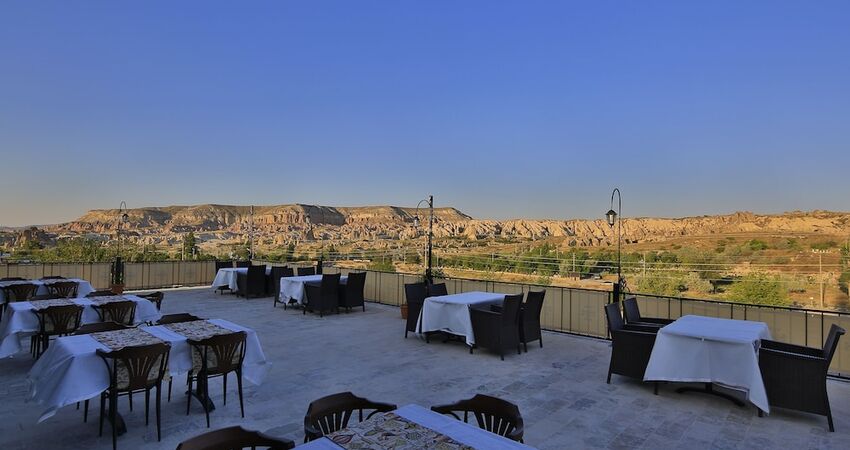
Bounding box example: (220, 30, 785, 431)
(2, 1, 849, 226)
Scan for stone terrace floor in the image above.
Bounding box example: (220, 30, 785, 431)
(1, 287, 850, 449)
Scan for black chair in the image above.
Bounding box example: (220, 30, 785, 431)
(338, 272, 366, 312)
(759, 324, 846, 431)
(431, 394, 524, 442)
(470, 294, 523, 360)
(236, 265, 267, 299)
(214, 261, 234, 294)
(74, 322, 131, 335)
(520, 290, 546, 352)
(622, 297, 674, 327)
(156, 313, 202, 325)
(303, 274, 340, 317)
(235, 261, 251, 268)
(187, 331, 248, 428)
(40, 275, 66, 280)
(137, 292, 164, 310)
(604, 302, 659, 392)
(297, 267, 316, 276)
(34, 304, 84, 358)
(427, 282, 448, 297)
(45, 281, 79, 298)
(2, 283, 38, 320)
(303, 392, 396, 442)
(0, 277, 26, 281)
(97, 342, 171, 450)
(177, 426, 295, 450)
(93, 301, 137, 326)
(87, 290, 116, 297)
(404, 282, 428, 340)
(269, 267, 294, 307)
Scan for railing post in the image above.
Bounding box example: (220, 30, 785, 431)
(611, 282, 620, 303)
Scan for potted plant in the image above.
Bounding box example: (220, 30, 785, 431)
(401, 302, 409, 319)
(110, 256, 125, 294)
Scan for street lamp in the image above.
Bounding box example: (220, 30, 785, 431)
(605, 188, 623, 298)
(306, 207, 327, 273)
(117, 201, 129, 258)
(414, 195, 434, 283)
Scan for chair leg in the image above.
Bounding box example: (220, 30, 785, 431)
(539, 334, 543, 348)
(524, 342, 528, 353)
(826, 402, 835, 432)
(203, 375, 210, 428)
(606, 369, 613, 384)
(404, 329, 408, 339)
(186, 374, 193, 416)
(222, 372, 227, 406)
(156, 384, 162, 441)
(128, 391, 133, 412)
(111, 392, 118, 450)
(99, 393, 106, 437)
(145, 389, 150, 426)
(84, 399, 89, 423)
(654, 382, 659, 395)
(758, 409, 763, 417)
(237, 369, 245, 418)
(168, 378, 172, 402)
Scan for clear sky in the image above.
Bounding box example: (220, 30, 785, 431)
(2, 1, 849, 226)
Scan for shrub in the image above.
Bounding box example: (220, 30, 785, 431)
(727, 272, 789, 306)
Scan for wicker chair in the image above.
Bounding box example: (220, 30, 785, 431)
(404, 282, 428, 340)
(0, 277, 26, 281)
(296, 267, 316, 276)
(338, 272, 366, 312)
(156, 313, 202, 325)
(520, 290, 546, 352)
(93, 301, 137, 326)
(269, 267, 294, 307)
(427, 282, 448, 297)
(177, 426, 294, 450)
(74, 322, 131, 335)
(236, 265, 267, 299)
(137, 292, 164, 310)
(758, 324, 846, 431)
(303, 273, 340, 317)
(45, 281, 79, 299)
(604, 302, 659, 392)
(87, 290, 116, 297)
(97, 342, 171, 450)
(33, 304, 84, 358)
(3, 283, 39, 301)
(622, 297, 674, 327)
(235, 261, 251, 268)
(40, 275, 66, 280)
(431, 394, 524, 442)
(187, 332, 247, 428)
(303, 392, 396, 442)
(470, 294, 523, 360)
(214, 261, 234, 294)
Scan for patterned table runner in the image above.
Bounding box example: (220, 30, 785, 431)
(30, 298, 76, 310)
(91, 328, 164, 351)
(164, 320, 233, 341)
(87, 295, 134, 306)
(327, 412, 474, 450)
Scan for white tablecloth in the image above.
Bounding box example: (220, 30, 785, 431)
(279, 275, 348, 305)
(27, 318, 267, 422)
(0, 295, 162, 358)
(211, 267, 272, 291)
(643, 315, 772, 412)
(300, 404, 532, 449)
(0, 278, 95, 303)
(418, 291, 506, 346)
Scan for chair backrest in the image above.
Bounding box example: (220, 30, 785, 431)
(40, 276, 65, 280)
(428, 282, 448, 297)
(189, 331, 247, 375)
(74, 321, 131, 335)
(319, 273, 341, 301)
(0, 277, 26, 282)
(156, 313, 202, 325)
(235, 261, 251, 268)
(404, 282, 427, 332)
(176, 426, 295, 450)
(524, 290, 545, 321)
(269, 266, 289, 283)
(280, 267, 295, 278)
(94, 300, 137, 325)
(97, 342, 171, 391)
(35, 304, 84, 335)
(138, 291, 164, 310)
(247, 265, 266, 280)
(45, 281, 79, 299)
(3, 283, 39, 301)
(215, 260, 234, 271)
(431, 394, 524, 441)
(345, 272, 367, 302)
(86, 290, 116, 297)
(823, 324, 846, 364)
(622, 297, 642, 323)
(604, 302, 624, 333)
(303, 392, 397, 441)
(297, 267, 316, 276)
(500, 294, 523, 326)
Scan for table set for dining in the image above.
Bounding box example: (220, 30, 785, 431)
(417, 291, 507, 346)
(0, 278, 95, 303)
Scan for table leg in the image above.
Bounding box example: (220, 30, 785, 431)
(187, 380, 216, 413)
(675, 383, 745, 407)
(107, 402, 127, 436)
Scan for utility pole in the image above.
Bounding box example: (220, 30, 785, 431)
(813, 249, 829, 308)
(249, 205, 254, 261)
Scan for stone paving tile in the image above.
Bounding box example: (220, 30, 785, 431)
(0, 286, 849, 449)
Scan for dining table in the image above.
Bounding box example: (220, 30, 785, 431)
(211, 267, 272, 291)
(643, 314, 772, 412)
(299, 404, 533, 449)
(27, 318, 268, 425)
(0, 295, 162, 358)
(0, 278, 95, 304)
(279, 274, 348, 305)
(417, 291, 508, 346)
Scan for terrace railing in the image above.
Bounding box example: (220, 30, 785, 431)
(2, 262, 847, 376)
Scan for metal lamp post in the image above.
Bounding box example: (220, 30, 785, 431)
(606, 188, 623, 300)
(306, 207, 326, 273)
(117, 201, 129, 258)
(414, 195, 434, 283)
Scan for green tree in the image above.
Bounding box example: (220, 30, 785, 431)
(727, 272, 789, 306)
(182, 232, 198, 260)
